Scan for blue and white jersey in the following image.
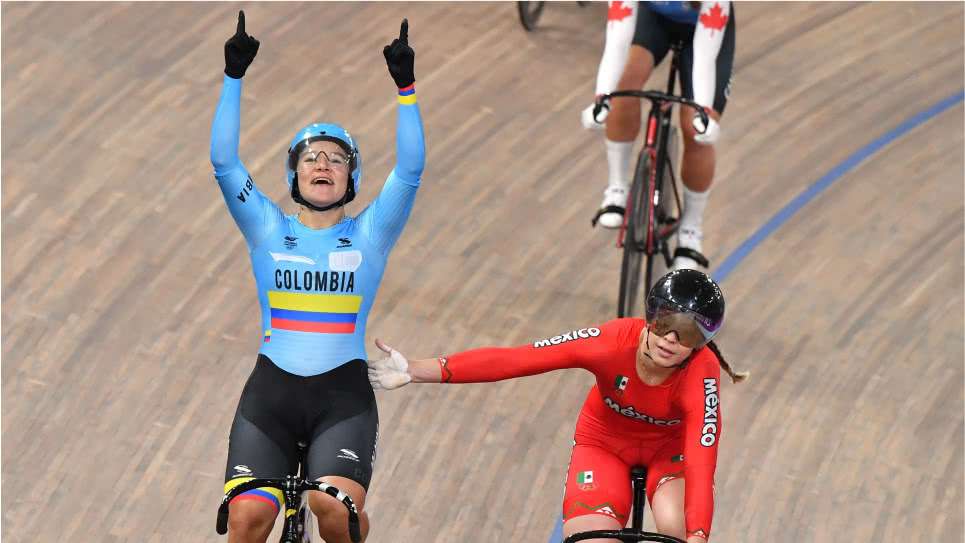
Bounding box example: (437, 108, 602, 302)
(210, 75, 425, 376)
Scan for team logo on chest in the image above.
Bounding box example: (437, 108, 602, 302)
(602, 396, 680, 426)
(614, 375, 629, 394)
(274, 269, 355, 293)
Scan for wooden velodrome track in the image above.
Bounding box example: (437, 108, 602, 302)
(2, 2, 962, 542)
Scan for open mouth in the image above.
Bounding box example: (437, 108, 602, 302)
(311, 176, 334, 186)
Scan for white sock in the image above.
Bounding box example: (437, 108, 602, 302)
(605, 139, 634, 190)
(681, 185, 711, 232)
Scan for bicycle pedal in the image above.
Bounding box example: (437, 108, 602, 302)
(591, 205, 625, 228)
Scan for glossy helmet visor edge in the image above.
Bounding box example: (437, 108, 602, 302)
(644, 269, 725, 349)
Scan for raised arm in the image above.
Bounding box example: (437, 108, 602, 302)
(358, 19, 426, 255)
(210, 10, 259, 175)
(209, 11, 281, 248)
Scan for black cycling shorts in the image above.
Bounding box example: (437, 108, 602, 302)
(632, 3, 736, 114)
(224, 355, 378, 491)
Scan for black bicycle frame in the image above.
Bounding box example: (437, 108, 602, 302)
(643, 42, 682, 253)
(593, 42, 710, 254)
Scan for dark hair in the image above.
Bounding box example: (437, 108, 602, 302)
(705, 340, 748, 383)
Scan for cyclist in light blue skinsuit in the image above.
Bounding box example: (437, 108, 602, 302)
(210, 11, 423, 543)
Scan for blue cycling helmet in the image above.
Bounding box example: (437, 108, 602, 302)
(286, 123, 362, 211)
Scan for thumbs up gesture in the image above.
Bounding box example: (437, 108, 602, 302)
(383, 18, 415, 88)
(224, 10, 260, 79)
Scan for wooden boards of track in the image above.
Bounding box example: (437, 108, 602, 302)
(1, 2, 962, 541)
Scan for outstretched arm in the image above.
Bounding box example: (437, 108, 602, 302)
(368, 321, 631, 389)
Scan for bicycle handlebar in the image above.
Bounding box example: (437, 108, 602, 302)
(593, 90, 710, 134)
(563, 528, 686, 543)
(216, 478, 362, 543)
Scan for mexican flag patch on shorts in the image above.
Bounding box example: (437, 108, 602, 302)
(577, 471, 594, 484)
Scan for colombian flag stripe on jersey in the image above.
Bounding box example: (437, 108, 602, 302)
(268, 291, 362, 313)
(270, 319, 356, 334)
(267, 291, 362, 334)
(270, 308, 358, 324)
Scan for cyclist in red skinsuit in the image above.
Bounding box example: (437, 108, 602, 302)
(368, 270, 747, 542)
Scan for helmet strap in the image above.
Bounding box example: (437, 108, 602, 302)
(291, 173, 356, 212)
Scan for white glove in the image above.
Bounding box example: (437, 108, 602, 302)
(581, 102, 609, 130)
(367, 339, 412, 390)
(692, 114, 720, 145)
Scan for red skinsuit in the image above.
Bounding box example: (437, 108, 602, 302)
(441, 318, 721, 540)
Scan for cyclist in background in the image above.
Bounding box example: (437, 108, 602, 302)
(209, 11, 424, 543)
(369, 270, 747, 542)
(592, 2, 735, 274)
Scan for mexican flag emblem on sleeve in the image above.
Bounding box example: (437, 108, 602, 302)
(577, 471, 594, 484)
(615, 375, 629, 392)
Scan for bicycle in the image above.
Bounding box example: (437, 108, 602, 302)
(216, 442, 362, 543)
(563, 466, 685, 543)
(590, 41, 710, 318)
(516, 1, 588, 32)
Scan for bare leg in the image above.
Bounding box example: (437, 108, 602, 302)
(308, 475, 370, 543)
(650, 477, 687, 541)
(227, 499, 276, 543)
(596, 45, 658, 229)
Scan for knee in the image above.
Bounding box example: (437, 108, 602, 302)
(679, 108, 721, 148)
(227, 500, 277, 538)
(309, 492, 364, 538)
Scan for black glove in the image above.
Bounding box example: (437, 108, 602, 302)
(383, 19, 415, 88)
(224, 11, 260, 79)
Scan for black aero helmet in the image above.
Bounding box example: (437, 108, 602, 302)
(645, 269, 725, 348)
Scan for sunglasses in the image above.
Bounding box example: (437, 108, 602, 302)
(648, 311, 712, 349)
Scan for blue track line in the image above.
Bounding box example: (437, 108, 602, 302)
(548, 89, 964, 543)
(714, 90, 965, 282)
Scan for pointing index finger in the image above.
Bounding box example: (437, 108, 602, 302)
(399, 18, 408, 44)
(237, 10, 245, 35)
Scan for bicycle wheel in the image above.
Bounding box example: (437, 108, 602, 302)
(652, 125, 679, 274)
(517, 1, 545, 31)
(618, 152, 656, 318)
(296, 496, 314, 542)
